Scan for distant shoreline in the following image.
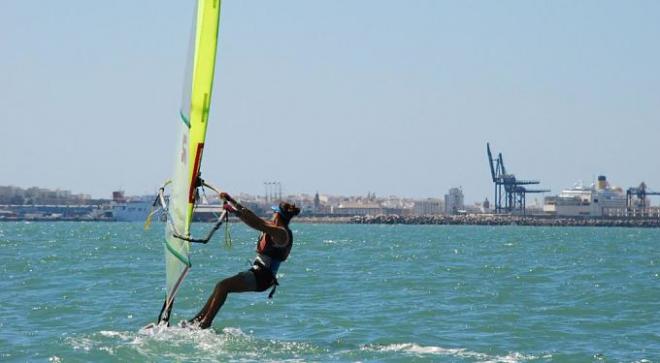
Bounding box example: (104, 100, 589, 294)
(3, 214, 660, 228)
(343, 214, 660, 228)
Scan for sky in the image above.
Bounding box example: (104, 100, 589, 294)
(1, 1, 659, 202)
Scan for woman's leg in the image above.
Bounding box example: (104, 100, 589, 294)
(191, 271, 256, 329)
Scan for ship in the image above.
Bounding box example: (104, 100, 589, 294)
(543, 176, 626, 217)
(110, 191, 153, 222)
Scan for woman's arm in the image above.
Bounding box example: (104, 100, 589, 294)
(235, 207, 288, 246)
(221, 192, 288, 245)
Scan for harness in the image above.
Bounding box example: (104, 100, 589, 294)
(250, 258, 279, 299)
(257, 228, 293, 261)
(252, 227, 292, 299)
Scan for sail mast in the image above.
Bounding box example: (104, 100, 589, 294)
(159, 0, 222, 324)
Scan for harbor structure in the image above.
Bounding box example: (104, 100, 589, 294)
(486, 143, 549, 214)
(626, 182, 660, 210)
(0, 204, 111, 221)
(0, 185, 110, 221)
(264, 181, 282, 203)
(333, 202, 384, 216)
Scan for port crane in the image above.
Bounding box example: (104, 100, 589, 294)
(487, 143, 550, 214)
(626, 182, 660, 210)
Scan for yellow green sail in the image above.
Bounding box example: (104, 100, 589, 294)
(161, 0, 222, 323)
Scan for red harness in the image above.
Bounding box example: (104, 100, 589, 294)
(256, 227, 293, 261)
(251, 226, 293, 298)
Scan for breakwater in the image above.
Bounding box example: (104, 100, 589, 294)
(344, 214, 660, 228)
(4, 213, 659, 228)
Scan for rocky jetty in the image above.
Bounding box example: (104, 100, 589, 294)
(347, 214, 660, 228)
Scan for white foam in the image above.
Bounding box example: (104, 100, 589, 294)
(222, 327, 249, 337)
(100, 330, 132, 340)
(98, 346, 115, 355)
(69, 326, 320, 362)
(65, 337, 94, 351)
(137, 324, 247, 351)
(362, 343, 541, 363)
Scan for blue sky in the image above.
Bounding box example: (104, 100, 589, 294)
(1, 1, 659, 201)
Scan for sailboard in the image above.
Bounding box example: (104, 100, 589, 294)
(144, 0, 228, 327)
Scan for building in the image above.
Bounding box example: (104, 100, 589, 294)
(0, 185, 91, 205)
(413, 198, 443, 215)
(482, 198, 490, 213)
(333, 202, 383, 216)
(444, 187, 464, 215)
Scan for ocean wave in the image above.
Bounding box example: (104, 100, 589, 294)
(64, 327, 321, 362)
(362, 342, 543, 363)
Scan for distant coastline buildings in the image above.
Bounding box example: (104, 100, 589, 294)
(0, 186, 93, 205)
(0, 186, 108, 221)
(413, 198, 443, 215)
(444, 187, 464, 215)
(0, 177, 658, 221)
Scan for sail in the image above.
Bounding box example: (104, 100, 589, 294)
(161, 0, 222, 323)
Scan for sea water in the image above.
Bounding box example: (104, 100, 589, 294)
(0, 222, 658, 362)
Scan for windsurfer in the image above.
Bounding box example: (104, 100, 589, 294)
(185, 192, 300, 329)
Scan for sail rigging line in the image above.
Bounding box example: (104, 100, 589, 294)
(144, 182, 186, 240)
(199, 182, 233, 248)
(172, 209, 229, 244)
(148, 179, 230, 244)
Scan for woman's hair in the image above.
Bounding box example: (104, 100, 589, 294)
(278, 202, 301, 222)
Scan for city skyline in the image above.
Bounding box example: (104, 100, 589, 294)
(0, 181, 618, 210)
(2, 1, 659, 200)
